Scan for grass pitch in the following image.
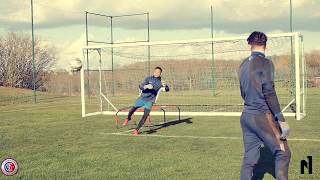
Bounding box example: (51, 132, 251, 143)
(0, 87, 319, 179)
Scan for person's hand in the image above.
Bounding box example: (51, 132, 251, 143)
(144, 84, 153, 89)
(278, 120, 290, 140)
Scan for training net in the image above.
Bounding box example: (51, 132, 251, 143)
(81, 32, 306, 120)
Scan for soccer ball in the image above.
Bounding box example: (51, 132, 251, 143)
(70, 58, 82, 72)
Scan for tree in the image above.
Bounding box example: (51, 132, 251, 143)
(0, 31, 56, 90)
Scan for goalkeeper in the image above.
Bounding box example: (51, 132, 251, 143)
(239, 31, 291, 180)
(122, 66, 169, 136)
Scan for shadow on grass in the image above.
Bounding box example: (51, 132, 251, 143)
(142, 117, 193, 134)
(252, 146, 276, 180)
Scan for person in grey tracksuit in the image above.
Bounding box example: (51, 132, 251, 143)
(238, 31, 291, 180)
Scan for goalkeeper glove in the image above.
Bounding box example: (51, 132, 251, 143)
(161, 81, 166, 87)
(278, 120, 290, 140)
(143, 84, 153, 89)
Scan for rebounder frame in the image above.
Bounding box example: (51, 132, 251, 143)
(81, 32, 306, 120)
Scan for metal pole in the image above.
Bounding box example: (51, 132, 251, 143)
(85, 11, 90, 98)
(301, 36, 306, 118)
(210, 6, 215, 96)
(147, 12, 151, 75)
(86, 11, 88, 44)
(290, 0, 293, 33)
(30, 0, 36, 103)
(113, 12, 148, 18)
(81, 50, 86, 117)
(98, 49, 103, 113)
(110, 16, 115, 96)
(294, 33, 301, 120)
(290, 0, 295, 96)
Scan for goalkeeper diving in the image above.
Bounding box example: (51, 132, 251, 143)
(122, 66, 170, 136)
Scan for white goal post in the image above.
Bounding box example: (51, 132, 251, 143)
(81, 32, 306, 120)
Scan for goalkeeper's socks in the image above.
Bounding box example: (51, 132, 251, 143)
(128, 107, 139, 120)
(136, 109, 151, 130)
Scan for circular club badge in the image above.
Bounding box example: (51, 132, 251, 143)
(1, 158, 18, 176)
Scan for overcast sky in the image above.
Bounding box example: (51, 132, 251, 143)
(1, 0, 319, 69)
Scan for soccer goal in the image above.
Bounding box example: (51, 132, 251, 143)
(80, 32, 306, 120)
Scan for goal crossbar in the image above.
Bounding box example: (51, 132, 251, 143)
(82, 32, 301, 50)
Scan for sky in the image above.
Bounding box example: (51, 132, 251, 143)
(0, 0, 319, 69)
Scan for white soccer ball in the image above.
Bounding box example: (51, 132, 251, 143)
(70, 58, 82, 72)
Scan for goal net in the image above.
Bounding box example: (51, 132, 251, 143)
(81, 32, 306, 120)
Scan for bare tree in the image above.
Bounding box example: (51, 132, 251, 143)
(0, 31, 56, 90)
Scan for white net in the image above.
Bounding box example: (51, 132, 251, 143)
(82, 33, 305, 118)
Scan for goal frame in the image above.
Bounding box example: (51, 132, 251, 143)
(80, 32, 306, 120)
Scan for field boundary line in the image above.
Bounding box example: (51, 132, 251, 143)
(100, 132, 320, 142)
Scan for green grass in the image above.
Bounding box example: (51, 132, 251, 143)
(0, 87, 319, 179)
